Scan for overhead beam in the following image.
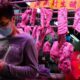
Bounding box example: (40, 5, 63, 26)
(13, 4, 21, 9)
(9, 0, 45, 4)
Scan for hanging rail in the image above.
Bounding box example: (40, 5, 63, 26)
(9, 0, 45, 4)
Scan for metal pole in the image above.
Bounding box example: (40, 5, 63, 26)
(15, 13, 74, 19)
(14, 4, 21, 9)
(9, 0, 45, 4)
(53, 10, 75, 13)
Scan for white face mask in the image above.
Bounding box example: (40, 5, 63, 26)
(0, 23, 12, 37)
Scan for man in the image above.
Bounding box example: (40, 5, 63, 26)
(0, 4, 39, 80)
(0, 3, 64, 80)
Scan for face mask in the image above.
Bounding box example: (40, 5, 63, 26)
(0, 24, 12, 37)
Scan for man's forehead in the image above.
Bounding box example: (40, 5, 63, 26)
(0, 17, 10, 22)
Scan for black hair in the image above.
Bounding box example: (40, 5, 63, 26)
(0, 4, 14, 19)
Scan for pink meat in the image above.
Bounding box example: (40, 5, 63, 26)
(22, 9, 31, 22)
(58, 34, 66, 48)
(32, 26, 45, 53)
(41, 8, 46, 27)
(45, 26, 54, 39)
(58, 59, 71, 73)
(58, 42, 74, 72)
(41, 8, 53, 27)
(18, 9, 32, 33)
(50, 41, 74, 72)
(30, 9, 37, 25)
(45, 26, 52, 34)
(59, 42, 74, 62)
(73, 8, 80, 32)
(32, 26, 38, 39)
(58, 8, 68, 35)
(22, 13, 27, 21)
(50, 41, 59, 60)
(24, 26, 32, 34)
(43, 41, 51, 53)
(45, 9, 53, 27)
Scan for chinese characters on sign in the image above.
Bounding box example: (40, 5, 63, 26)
(30, 0, 80, 9)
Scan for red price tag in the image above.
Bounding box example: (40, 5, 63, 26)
(61, 0, 66, 7)
(69, 0, 76, 8)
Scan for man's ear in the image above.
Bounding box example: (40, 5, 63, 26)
(11, 16, 15, 23)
